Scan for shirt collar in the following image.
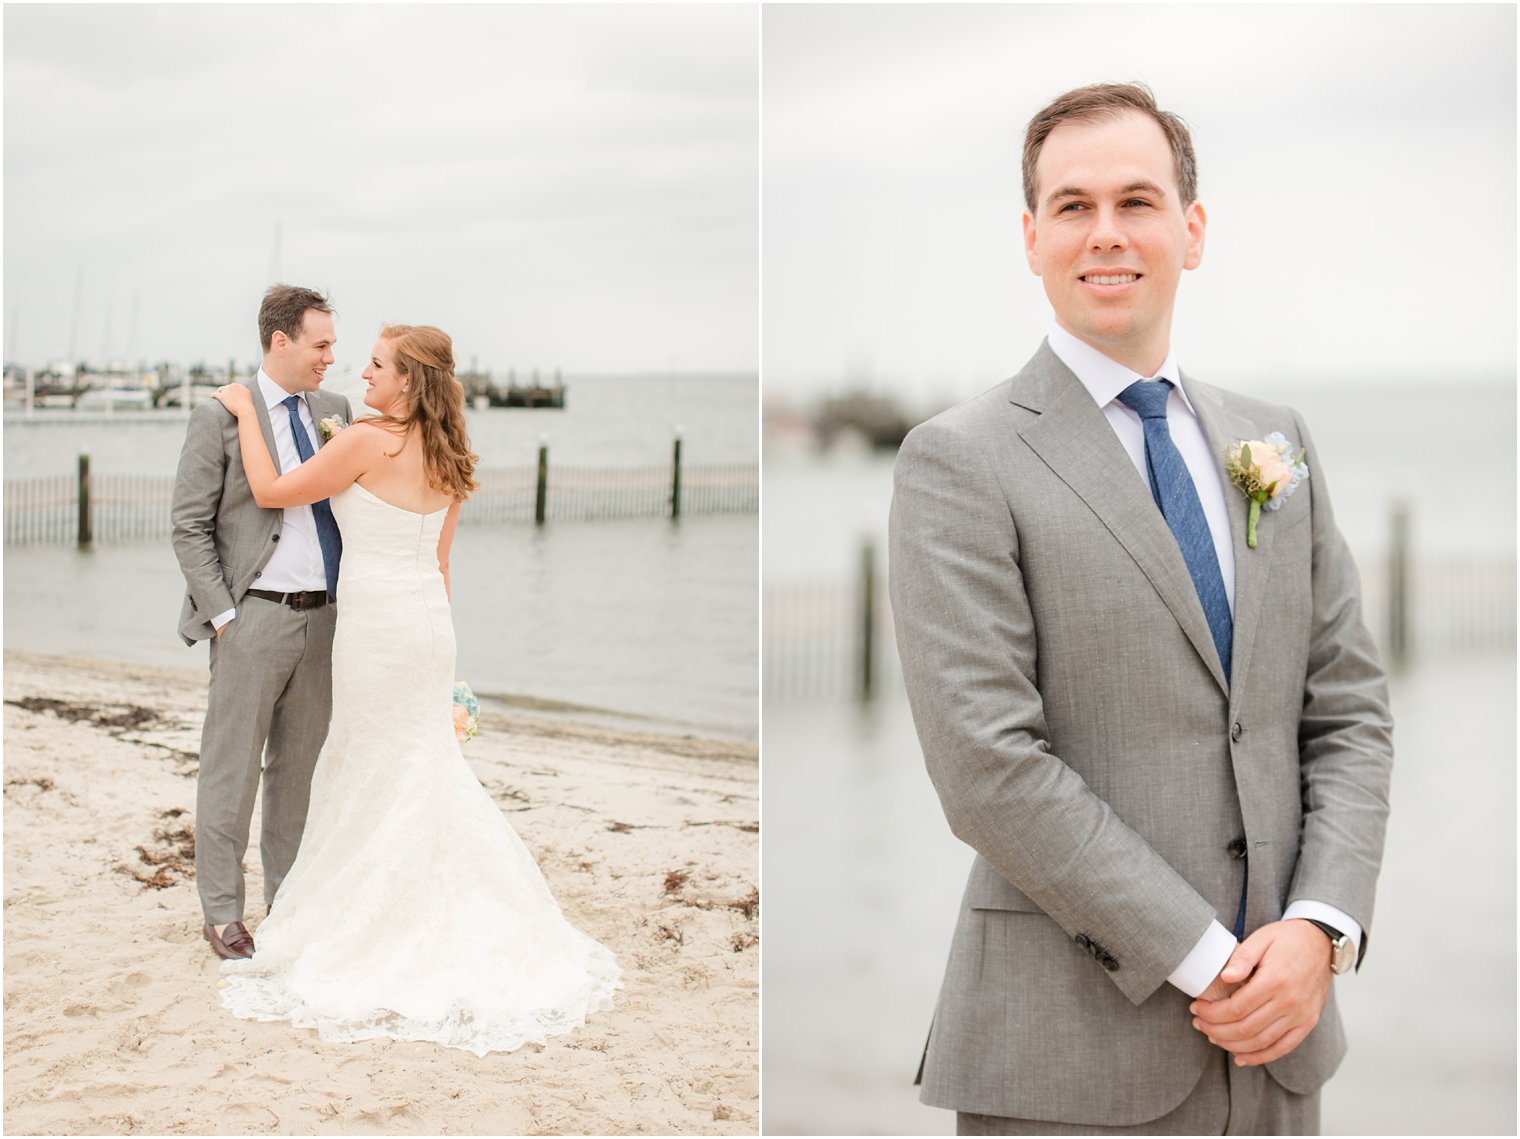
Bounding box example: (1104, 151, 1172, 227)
(257, 368, 304, 412)
(1046, 322, 1197, 418)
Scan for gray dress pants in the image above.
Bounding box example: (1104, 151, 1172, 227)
(194, 595, 336, 925)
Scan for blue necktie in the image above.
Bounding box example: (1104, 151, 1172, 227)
(281, 395, 342, 598)
(1116, 380, 1231, 683)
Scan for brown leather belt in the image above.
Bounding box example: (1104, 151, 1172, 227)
(245, 588, 331, 610)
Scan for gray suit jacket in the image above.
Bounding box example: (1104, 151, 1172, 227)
(889, 341, 1392, 1126)
(171, 379, 353, 646)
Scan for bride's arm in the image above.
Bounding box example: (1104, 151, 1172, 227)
(437, 500, 462, 600)
(213, 386, 377, 508)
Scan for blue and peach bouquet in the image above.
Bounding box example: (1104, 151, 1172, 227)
(452, 681, 480, 743)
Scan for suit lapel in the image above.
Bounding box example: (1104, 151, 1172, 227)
(1180, 374, 1275, 707)
(305, 392, 349, 449)
(246, 378, 286, 475)
(1014, 344, 1229, 695)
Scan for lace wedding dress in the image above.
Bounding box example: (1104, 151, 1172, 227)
(220, 482, 620, 1055)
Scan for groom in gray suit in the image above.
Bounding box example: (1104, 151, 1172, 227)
(890, 84, 1392, 1134)
(171, 285, 352, 961)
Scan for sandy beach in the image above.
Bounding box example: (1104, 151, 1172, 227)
(3, 649, 758, 1136)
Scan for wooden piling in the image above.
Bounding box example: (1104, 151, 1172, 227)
(859, 540, 876, 701)
(670, 434, 683, 519)
(1388, 501, 1410, 667)
(77, 452, 92, 548)
(534, 443, 548, 526)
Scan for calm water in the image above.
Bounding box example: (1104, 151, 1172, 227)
(764, 383, 1517, 585)
(3, 373, 758, 476)
(3, 374, 758, 738)
(3, 514, 757, 740)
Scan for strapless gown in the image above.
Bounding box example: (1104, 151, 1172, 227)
(219, 482, 620, 1055)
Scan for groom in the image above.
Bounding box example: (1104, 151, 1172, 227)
(890, 84, 1393, 1133)
(171, 285, 352, 961)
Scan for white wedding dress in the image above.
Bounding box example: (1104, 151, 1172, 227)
(220, 482, 621, 1055)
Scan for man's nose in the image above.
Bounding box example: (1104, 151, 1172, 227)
(1087, 205, 1128, 250)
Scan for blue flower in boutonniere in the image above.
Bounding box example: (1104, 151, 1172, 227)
(317, 415, 347, 443)
(1224, 432, 1309, 549)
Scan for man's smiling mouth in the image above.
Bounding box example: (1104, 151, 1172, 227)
(1081, 273, 1140, 285)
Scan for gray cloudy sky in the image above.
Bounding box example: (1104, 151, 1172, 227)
(763, 3, 1516, 405)
(4, 4, 757, 375)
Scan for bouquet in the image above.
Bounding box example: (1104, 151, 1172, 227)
(452, 681, 480, 743)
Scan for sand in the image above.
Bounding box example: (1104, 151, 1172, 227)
(2, 649, 758, 1136)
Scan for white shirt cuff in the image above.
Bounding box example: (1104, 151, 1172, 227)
(1168, 920, 1238, 998)
(1284, 900, 1363, 960)
(211, 607, 236, 631)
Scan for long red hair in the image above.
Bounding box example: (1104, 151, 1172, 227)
(368, 324, 480, 500)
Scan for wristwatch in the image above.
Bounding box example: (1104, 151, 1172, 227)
(1304, 919, 1354, 975)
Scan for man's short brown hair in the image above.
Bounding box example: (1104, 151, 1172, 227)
(1022, 82, 1198, 212)
(258, 285, 333, 352)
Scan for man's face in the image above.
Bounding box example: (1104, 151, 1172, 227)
(269, 309, 337, 394)
(1022, 110, 1205, 374)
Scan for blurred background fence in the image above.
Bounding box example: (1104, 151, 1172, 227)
(764, 510, 1516, 703)
(3, 449, 758, 546)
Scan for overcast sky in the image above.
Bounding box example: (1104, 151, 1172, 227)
(763, 3, 1516, 406)
(4, 4, 757, 376)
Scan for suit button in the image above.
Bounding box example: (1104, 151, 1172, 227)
(1230, 722, 1244, 742)
(254, 571, 261, 578)
(1101, 954, 1120, 973)
(271, 533, 280, 542)
(1227, 838, 1248, 859)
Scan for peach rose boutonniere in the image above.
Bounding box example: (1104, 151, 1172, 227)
(1224, 432, 1308, 549)
(317, 415, 347, 443)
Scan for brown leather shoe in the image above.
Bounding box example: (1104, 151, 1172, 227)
(204, 921, 255, 960)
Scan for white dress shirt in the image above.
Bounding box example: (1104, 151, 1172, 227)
(209, 371, 328, 630)
(1047, 324, 1361, 996)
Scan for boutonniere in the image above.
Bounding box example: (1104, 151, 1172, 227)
(1224, 432, 1309, 549)
(317, 415, 347, 443)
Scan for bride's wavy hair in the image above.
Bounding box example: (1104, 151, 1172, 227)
(369, 324, 480, 500)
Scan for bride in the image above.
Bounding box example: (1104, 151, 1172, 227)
(211, 324, 620, 1056)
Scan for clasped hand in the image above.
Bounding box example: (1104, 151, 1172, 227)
(213, 384, 254, 418)
(1188, 919, 1331, 1067)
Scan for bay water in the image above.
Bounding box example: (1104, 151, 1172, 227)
(3, 374, 758, 739)
(765, 382, 1516, 587)
(4, 373, 758, 475)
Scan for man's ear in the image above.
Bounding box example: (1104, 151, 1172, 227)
(1021, 211, 1041, 276)
(1183, 200, 1207, 271)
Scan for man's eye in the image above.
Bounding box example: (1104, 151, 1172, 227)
(1058, 202, 1086, 213)
(1122, 199, 1150, 208)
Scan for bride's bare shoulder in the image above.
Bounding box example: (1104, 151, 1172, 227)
(347, 416, 402, 432)
(343, 418, 405, 446)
